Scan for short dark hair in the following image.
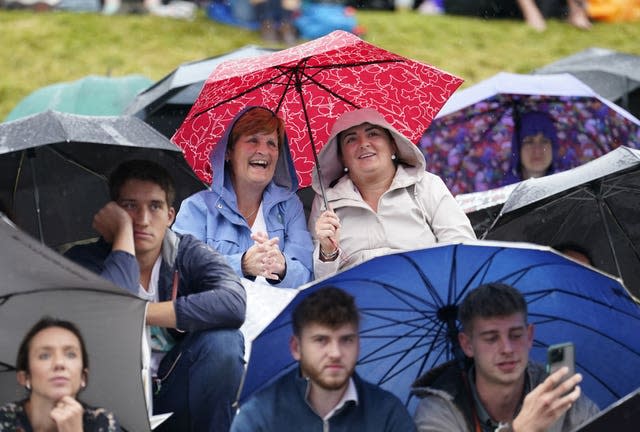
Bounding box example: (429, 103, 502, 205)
(458, 283, 527, 333)
(292, 286, 360, 336)
(109, 159, 176, 206)
(16, 316, 90, 374)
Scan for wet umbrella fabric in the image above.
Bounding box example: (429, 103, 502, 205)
(0, 215, 149, 432)
(4, 74, 153, 122)
(533, 47, 640, 116)
(454, 182, 518, 237)
(0, 110, 205, 249)
(124, 46, 277, 138)
(419, 72, 640, 195)
(240, 241, 640, 413)
(172, 30, 462, 189)
(484, 146, 640, 300)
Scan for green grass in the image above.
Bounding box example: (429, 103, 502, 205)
(2, 8, 640, 120)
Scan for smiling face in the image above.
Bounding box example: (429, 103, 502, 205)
(338, 122, 397, 183)
(227, 130, 280, 192)
(117, 179, 175, 260)
(290, 322, 359, 392)
(18, 326, 86, 403)
(520, 132, 552, 179)
(459, 313, 533, 390)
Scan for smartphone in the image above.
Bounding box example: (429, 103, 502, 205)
(546, 342, 575, 383)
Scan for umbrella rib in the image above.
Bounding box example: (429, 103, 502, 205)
(532, 313, 640, 355)
(0, 286, 138, 304)
(0, 361, 16, 371)
(189, 67, 295, 118)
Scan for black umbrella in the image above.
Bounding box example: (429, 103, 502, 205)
(534, 47, 640, 117)
(0, 110, 206, 249)
(483, 146, 640, 300)
(124, 46, 277, 138)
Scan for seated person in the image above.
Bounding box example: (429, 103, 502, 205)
(0, 317, 121, 431)
(412, 282, 599, 432)
(65, 159, 246, 432)
(231, 286, 416, 431)
(425, 0, 590, 30)
(502, 111, 560, 185)
(173, 106, 313, 287)
(309, 108, 475, 280)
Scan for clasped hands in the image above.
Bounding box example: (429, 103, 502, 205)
(242, 231, 286, 281)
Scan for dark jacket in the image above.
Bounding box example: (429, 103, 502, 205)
(411, 360, 599, 432)
(231, 368, 416, 432)
(65, 229, 246, 331)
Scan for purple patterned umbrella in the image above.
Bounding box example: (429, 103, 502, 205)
(420, 72, 640, 195)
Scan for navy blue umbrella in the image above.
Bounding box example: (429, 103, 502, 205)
(240, 241, 640, 413)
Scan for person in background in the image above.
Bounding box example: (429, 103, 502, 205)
(230, 286, 417, 431)
(412, 282, 598, 432)
(251, 0, 300, 44)
(0, 317, 121, 431)
(65, 159, 246, 432)
(174, 106, 313, 288)
(310, 108, 475, 280)
(418, 0, 591, 30)
(502, 111, 560, 185)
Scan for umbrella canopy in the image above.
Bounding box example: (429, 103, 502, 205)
(533, 47, 640, 116)
(172, 30, 462, 188)
(240, 241, 640, 413)
(483, 146, 640, 300)
(454, 182, 519, 237)
(4, 74, 153, 122)
(419, 72, 640, 195)
(0, 215, 149, 432)
(0, 110, 206, 249)
(124, 46, 277, 138)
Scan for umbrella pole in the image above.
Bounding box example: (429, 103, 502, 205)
(297, 90, 330, 210)
(27, 149, 45, 244)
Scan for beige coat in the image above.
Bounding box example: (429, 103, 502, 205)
(309, 108, 475, 280)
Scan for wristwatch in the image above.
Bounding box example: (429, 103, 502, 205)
(495, 422, 513, 432)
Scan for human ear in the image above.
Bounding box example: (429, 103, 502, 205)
(458, 331, 474, 358)
(16, 371, 28, 387)
(289, 335, 301, 361)
(167, 207, 176, 226)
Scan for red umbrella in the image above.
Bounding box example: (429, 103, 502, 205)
(172, 30, 462, 189)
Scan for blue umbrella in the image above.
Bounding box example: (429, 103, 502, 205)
(240, 241, 640, 413)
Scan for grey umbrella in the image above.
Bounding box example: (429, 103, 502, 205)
(483, 146, 640, 300)
(0, 110, 205, 250)
(124, 46, 277, 138)
(0, 215, 149, 432)
(533, 47, 640, 116)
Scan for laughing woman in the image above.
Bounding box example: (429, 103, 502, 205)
(173, 106, 313, 286)
(0, 317, 121, 432)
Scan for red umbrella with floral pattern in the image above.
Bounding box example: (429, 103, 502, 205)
(172, 30, 462, 191)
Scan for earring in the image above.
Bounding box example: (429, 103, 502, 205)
(26, 380, 31, 391)
(81, 381, 86, 388)
(391, 154, 397, 161)
(343, 167, 349, 173)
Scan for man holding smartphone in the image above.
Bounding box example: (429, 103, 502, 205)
(412, 282, 598, 432)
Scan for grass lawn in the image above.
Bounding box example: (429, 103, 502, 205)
(2, 8, 640, 120)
